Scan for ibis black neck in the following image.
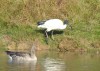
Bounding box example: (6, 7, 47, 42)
(64, 20, 68, 24)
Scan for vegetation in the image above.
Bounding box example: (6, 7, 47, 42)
(0, 0, 100, 51)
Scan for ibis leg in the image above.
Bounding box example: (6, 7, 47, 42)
(51, 31, 54, 40)
(45, 30, 48, 38)
(45, 30, 48, 44)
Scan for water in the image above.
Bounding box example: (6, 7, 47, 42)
(0, 51, 100, 71)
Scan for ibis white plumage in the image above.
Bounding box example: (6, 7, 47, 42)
(37, 19, 72, 43)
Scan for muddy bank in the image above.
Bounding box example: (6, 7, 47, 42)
(1, 35, 100, 53)
(58, 37, 100, 52)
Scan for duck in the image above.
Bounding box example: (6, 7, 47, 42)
(5, 45, 37, 62)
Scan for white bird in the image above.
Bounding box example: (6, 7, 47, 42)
(5, 45, 37, 62)
(37, 19, 72, 43)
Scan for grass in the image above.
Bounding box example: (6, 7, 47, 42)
(0, 0, 100, 51)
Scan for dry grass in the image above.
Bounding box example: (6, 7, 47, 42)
(1, 0, 99, 24)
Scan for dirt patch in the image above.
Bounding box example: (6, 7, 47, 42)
(7, 41, 17, 50)
(6, 38, 49, 51)
(78, 38, 91, 49)
(58, 37, 78, 52)
(91, 41, 100, 48)
(33, 39, 49, 50)
(1, 34, 49, 51)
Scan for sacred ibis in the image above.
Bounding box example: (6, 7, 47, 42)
(37, 19, 72, 43)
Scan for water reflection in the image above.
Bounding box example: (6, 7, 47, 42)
(8, 60, 37, 71)
(43, 58, 65, 71)
(1, 51, 100, 71)
(8, 58, 37, 64)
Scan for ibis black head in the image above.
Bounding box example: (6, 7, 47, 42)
(64, 20, 73, 30)
(64, 20, 68, 24)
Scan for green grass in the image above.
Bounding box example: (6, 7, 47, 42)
(0, 20, 33, 41)
(0, 0, 100, 51)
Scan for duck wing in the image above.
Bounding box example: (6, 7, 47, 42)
(5, 51, 30, 57)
